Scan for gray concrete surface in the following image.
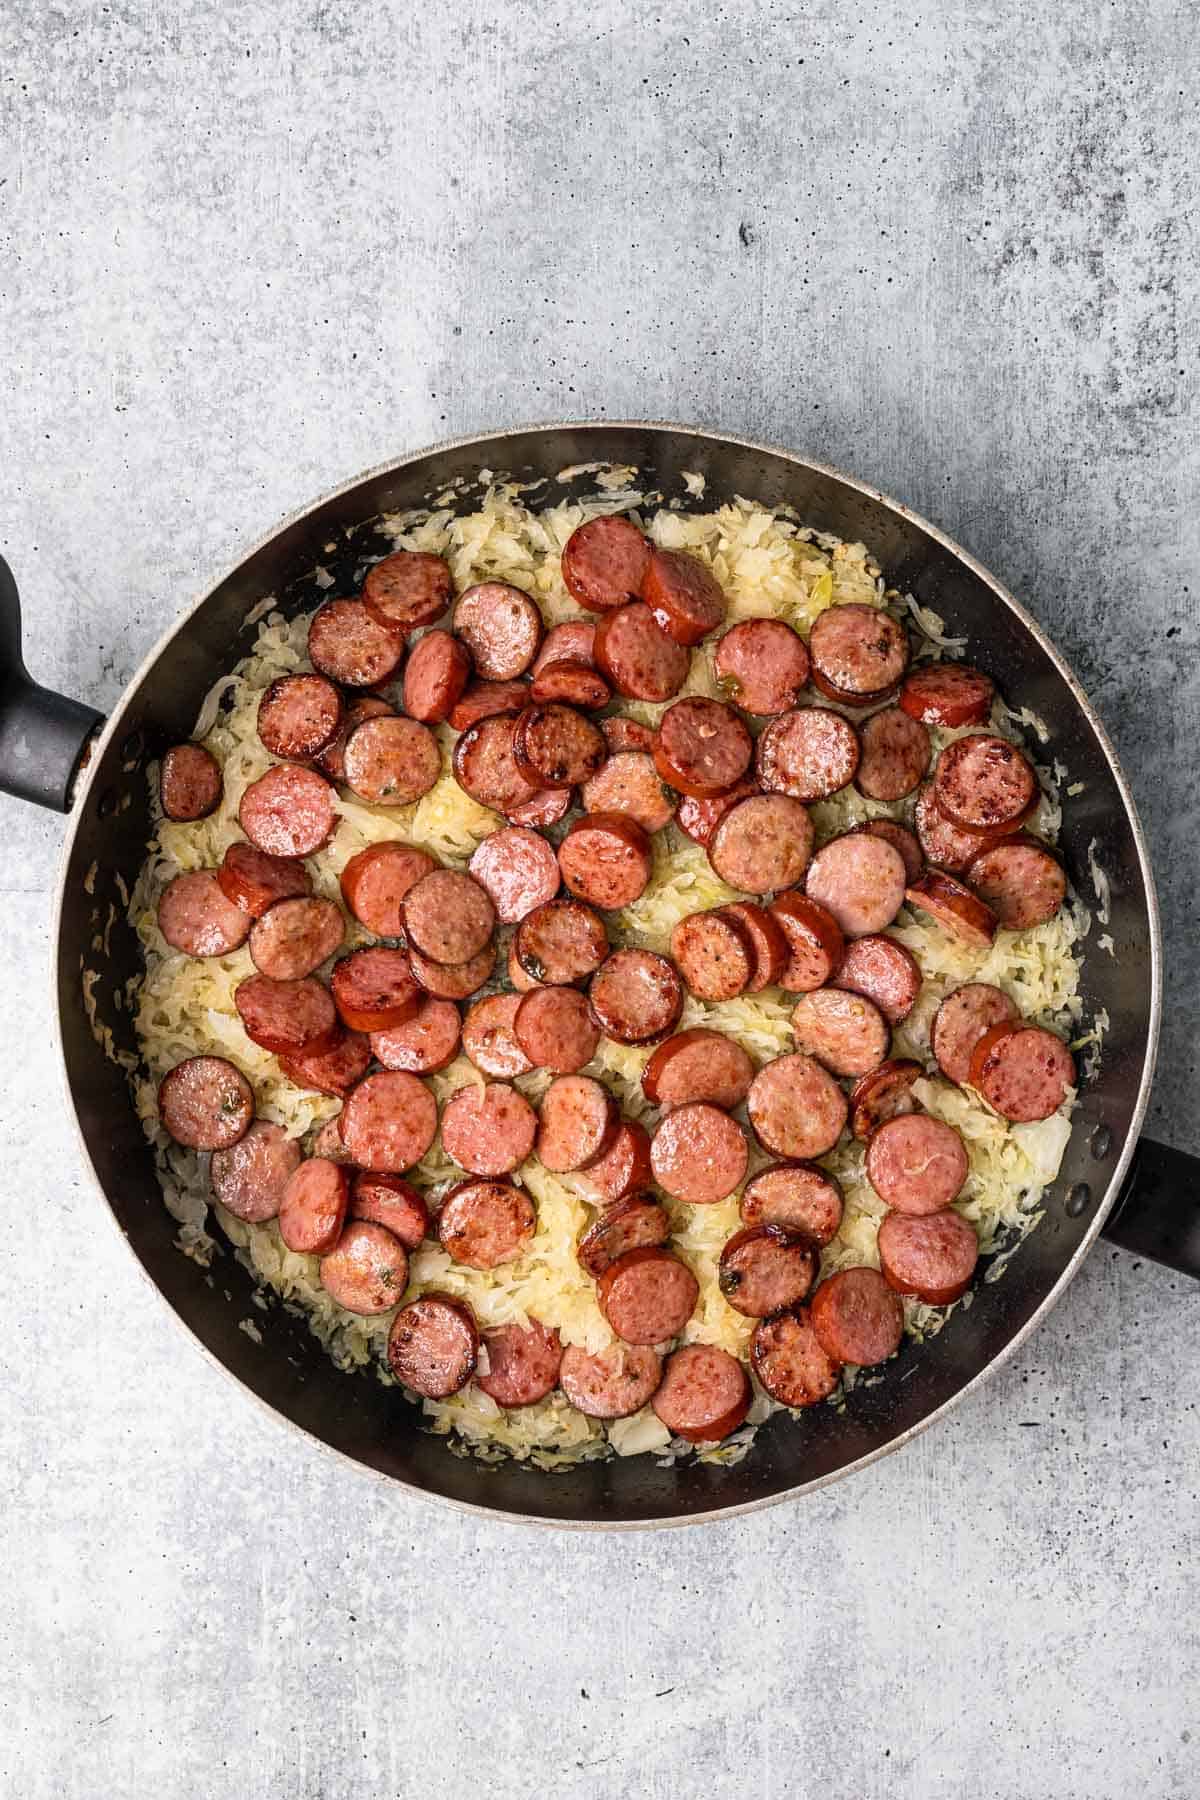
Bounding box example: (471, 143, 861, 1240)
(2, 4, 1197, 1796)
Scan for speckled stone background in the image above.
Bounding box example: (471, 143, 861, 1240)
(2, 5, 1197, 1797)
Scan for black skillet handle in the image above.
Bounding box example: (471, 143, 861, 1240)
(0, 554, 104, 812)
(1100, 1138, 1200, 1279)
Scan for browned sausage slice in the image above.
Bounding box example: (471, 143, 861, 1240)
(513, 703, 606, 789)
(675, 777, 759, 848)
(751, 1307, 841, 1406)
(932, 983, 1018, 1085)
(755, 707, 861, 801)
(809, 1267, 904, 1365)
(848, 1058, 922, 1140)
(558, 812, 653, 910)
(239, 764, 336, 858)
(536, 1073, 617, 1171)
(747, 1053, 848, 1160)
(855, 706, 930, 801)
(249, 896, 344, 981)
(515, 898, 608, 985)
(641, 546, 727, 646)
(714, 619, 810, 714)
(507, 785, 573, 829)
(717, 902, 788, 991)
(160, 743, 222, 821)
(914, 782, 993, 875)
(601, 714, 655, 753)
(968, 1022, 1075, 1121)
(514, 986, 601, 1073)
(158, 870, 252, 957)
(653, 698, 752, 798)
(899, 661, 995, 728)
(331, 947, 420, 1032)
(905, 872, 998, 949)
(477, 1320, 563, 1408)
(278, 1157, 349, 1254)
(851, 819, 924, 885)
(440, 1081, 537, 1176)
(449, 679, 531, 731)
(279, 1028, 372, 1097)
(719, 1226, 818, 1318)
(878, 1209, 978, 1304)
(598, 1247, 700, 1343)
(343, 716, 441, 807)
(438, 1178, 536, 1268)
(790, 987, 890, 1077)
(453, 582, 543, 679)
(650, 1103, 748, 1204)
(339, 1070, 438, 1172)
(740, 1162, 843, 1244)
(588, 949, 683, 1045)
(462, 994, 532, 1078)
(402, 869, 496, 965)
(809, 603, 909, 700)
(219, 842, 312, 918)
(558, 1343, 662, 1417)
(561, 515, 651, 612)
(159, 1056, 254, 1150)
(211, 1120, 301, 1221)
(767, 892, 845, 992)
(641, 1028, 755, 1112)
(320, 1221, 409, 1314)
(833, 934, 922, 1024)
(235, 974, 340, 1056)
(308, 597, 406, 689)
(866, 1114, 969, 1213)
(670, 908, 753, 1001)
(806, 835, 907, 938)
(408, 941, 496, 1001)
(593, 602, 690, 701)
(577, 1196, 671, 1276)
(534, 620, 596, 674)
(312, 1114, 353, 1162)
(965, 838, 1066, 929)
(402, 629, 472, 723)
(708, 794, 814, 895)
(317, 697, 395, 784)
(469, 825, 560, 924)
(257, 674, 342, 761)
(387, 1293, 478, 1397)
(339, 842, 437, 936)
(580, 751, 676, 834)
(350, 1172, 429, 1248)
(530, 659, 610, 709)
(452, 713, 542, 814)
(371, 997, 462, 1073)
(362, 550, 453, 635)
(933, 733, 1038, 831)
(579, 1119, 653, 1205)
(652, 1345, 751, 1442)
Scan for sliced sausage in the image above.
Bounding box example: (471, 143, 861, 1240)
(577, 1196, 671, 1277)
(598, 1247, 700, 1343)
(158, 870, 252, 957)
(650, 1103, 748, 1204)
(899, 661, 995, 728)
(740, 1162, 843, 1245)
(755, 707, 861, 801)
(809, 603, 909, 700)
(477, 1320, 563, 1408)
(371, 997, 462, 1073)
(558, 1342, 662, 1418)
(851, 819, 924, 885)
(330, 947, 420, 1032)
(877, 1209, 979, 1305)
(513, 702, 606, 789)
(931, 982, 1018, 1085)
(533, 620, 597, 674)
(462, 993, 533, 1078)
(855, 706, 930, 802)
(312, 1114, 353, 1162)
(408, 940, 496, 1000)
(708, 794, 814, 896)
(441, 1081, 537, 1177)
(320, 1221, 409, 1314)
(558, 812, 653, 910)
(402, 629, 471, 723)
(438, 1178, 536, 1269)
(751, 1307, 841, 1407)
(561, 515, 651, 612)
(806, 834, 907, 937)
(159, 1056, 254, 1151)
(652, 1344, 751, 1443)
(593, 602, 689, 701)
(350, 1172, 430, 1249)
(453, 582, 543, 679)
(933, 733, 1038, 832)
(507, 784, 573, 829)
(531, 660, 610, 709)
(308, 596, 406, 689)
(535, 1073, 617, 1171)
(218, 841, 312, 918)
(968, 1022, 1076, 1121)
(257, 673, 342, 761)
(790, 987, 889, 1078)
(601, 714, 655, 753)
(514, 986, 601, 1073)
(160, 743, 222, 822)
(452, 713, 542, 814)
(387, 1293, 478, 1397)
(235, 974, 340, 1056)
(670, 908, 753, 1001)
(848, 1058, 922, 1140)
(449, 678, 531, 731)
(362, 549, 453, 635)
(675, 777, 759, 848)
(279, 1028, 372, 1097)
(588, 948, 683, 1045)
(316, 696, 395, 784)
(653, 698, 753, 798)
(905, 872, 998, 949)
(249, 895, 344, 981)
(514, 898, 608, 985)
(580, 751, 675, 834)
(210, 1120, 301, 1221)
(343, 715, 441, 807)
(402, 869, 496, 966)
(717, 1225, 817, 1323)
(641, 1028, 754, 1112)
(580, 1118, 653, 1205)
(914, 782, 993, 875)
(714, 619, 810, 714)
(339, 841, 437, 936)
(641, 546, 726, 645)
(747, 1053, 848, 1160)
(965, 838, 1066, 929)
(833, 934, 922, 1025)
(469, 825, 560, 924)
(767, 892, 845, 992)
(505, 939, 539, 995)
(866, 1113, 969, 1213)
(809, 1267, 904, 1365)
(338, 1070, 439, 1172)
(278, 1157, 350, 1255)
(239, 763, 336, 858)
(717, 901, 788, 992)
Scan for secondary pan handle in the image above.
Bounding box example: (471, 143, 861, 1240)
(0, 555, 104, 812)
(1101, 1137, 1200, 1278)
